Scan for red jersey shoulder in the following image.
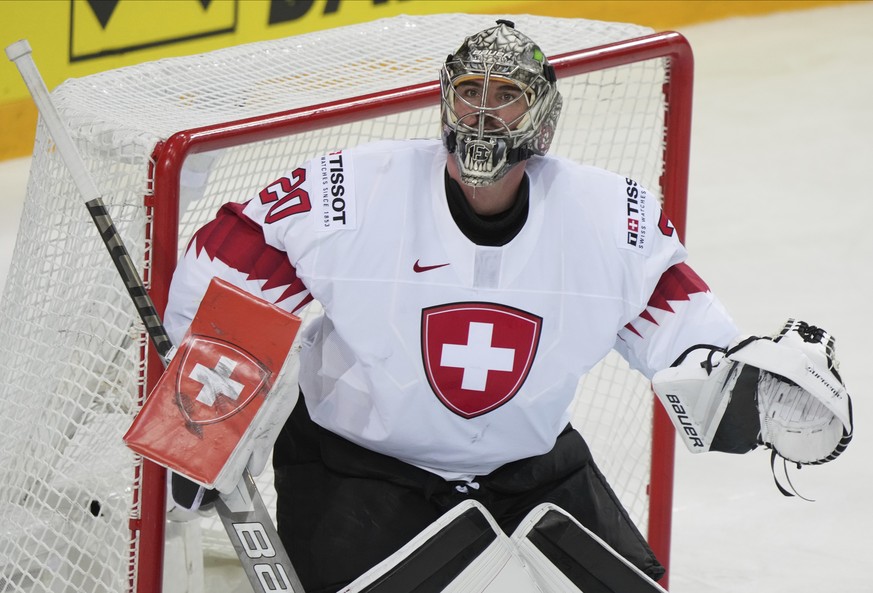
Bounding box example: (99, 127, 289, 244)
(624, 262, 711, 338)
(190, 201, 306, 303)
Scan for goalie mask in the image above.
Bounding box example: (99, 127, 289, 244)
(440, 20, 563, 186)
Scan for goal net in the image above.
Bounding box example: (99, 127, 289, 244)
(0, 13, 692, 593)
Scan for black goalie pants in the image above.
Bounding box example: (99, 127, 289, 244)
(272, 397, 665, 593)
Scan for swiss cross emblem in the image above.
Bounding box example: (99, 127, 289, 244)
(421, 302, 542, 418)
(174, 335, 271, 428)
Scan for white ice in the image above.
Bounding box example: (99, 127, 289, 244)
(1, 2, 870, 591)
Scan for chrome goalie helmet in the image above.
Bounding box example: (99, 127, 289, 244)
(440, 19, 563, 186)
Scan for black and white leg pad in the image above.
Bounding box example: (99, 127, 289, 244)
(653, 319, 853, 464)
(342, 500, 666, 593)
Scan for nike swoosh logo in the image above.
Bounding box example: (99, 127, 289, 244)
(413, 259, 450, 273)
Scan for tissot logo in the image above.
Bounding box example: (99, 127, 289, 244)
(317, 151, 356, 231)
(421, 302, 542, 418)
(174, 336, 269, 428)
(625, 177, 645, 248)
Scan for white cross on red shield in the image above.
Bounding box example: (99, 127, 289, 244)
(175, 335, 270, 428)
(421, 302, 542, 418)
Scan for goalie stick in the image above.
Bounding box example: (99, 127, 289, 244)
(5, 39, 304, 593)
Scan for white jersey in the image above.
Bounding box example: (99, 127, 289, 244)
(165, 139, 739, 480)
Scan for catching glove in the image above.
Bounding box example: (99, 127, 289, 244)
(653, 319, 853, 465)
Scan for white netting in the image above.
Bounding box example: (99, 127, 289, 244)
(0, 13, 683, 592)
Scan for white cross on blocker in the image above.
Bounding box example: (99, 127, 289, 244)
(440, 322, 515, 391)
(190, 356, 245, 406)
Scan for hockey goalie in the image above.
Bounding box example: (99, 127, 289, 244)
(140, 19, 853, 593)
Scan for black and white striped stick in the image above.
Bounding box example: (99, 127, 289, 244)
(5, 39, 303, 593)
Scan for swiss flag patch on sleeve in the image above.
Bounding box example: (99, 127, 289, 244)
(123, 277, 301, 488)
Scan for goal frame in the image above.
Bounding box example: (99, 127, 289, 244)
(135, 31, 693, 592)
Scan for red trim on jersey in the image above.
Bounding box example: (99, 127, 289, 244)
(624, 263, 709, 337)
(190, 201, 311, 309)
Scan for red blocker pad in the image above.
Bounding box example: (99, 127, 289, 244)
(124, 277, 301, 489)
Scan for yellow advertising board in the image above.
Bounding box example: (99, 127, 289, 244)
(0, 0, 851, 159)
(68, 0, 239, 62)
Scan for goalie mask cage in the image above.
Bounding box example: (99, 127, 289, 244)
(0, 14, 692, 593)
